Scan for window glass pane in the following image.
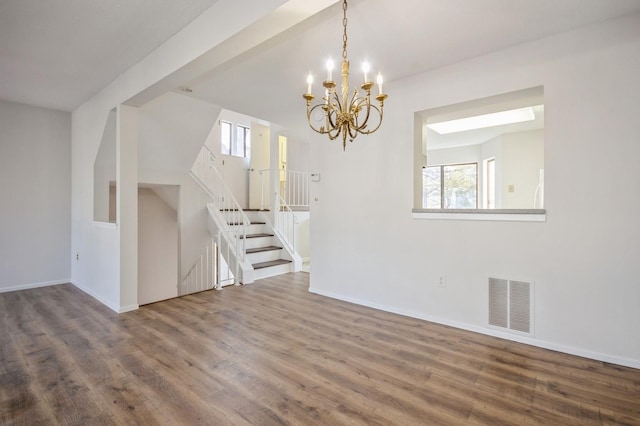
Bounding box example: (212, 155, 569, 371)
(233, 125, 248, 157)
(232, 126, 241, 157)
(244, 127, 251, 158)
(221, 121, 231, 155)
(423, 166, 442, 208)
(443, 164, 477, 208)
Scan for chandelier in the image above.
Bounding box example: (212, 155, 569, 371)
(303, 0, 388, 150)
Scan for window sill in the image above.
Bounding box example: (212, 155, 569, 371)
(412, 208, 546, 222)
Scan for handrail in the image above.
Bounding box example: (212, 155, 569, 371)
(200, 145, 251, 225)
(191, 145, 249, 265)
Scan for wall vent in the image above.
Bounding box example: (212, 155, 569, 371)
(488, 277, 533, 335)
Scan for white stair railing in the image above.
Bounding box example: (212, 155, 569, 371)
(274, 193, 298, 253)
(190, 145, 250, 274)
(180, 239, 216, 295)
(180, 237, 236, 295)
(258, 168, 270, 210)
(259, 169, 311, 210)
(282, 170, 311, 208)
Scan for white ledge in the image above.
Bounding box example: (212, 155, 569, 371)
(412, 208, 546, 222)
(92, 220, 118, 229)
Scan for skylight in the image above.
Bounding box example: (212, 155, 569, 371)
(427, 107, 536, 134)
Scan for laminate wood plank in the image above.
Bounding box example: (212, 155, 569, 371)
(1, 277, 640, 424)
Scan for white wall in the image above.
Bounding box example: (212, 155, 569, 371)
(293, 211, 310, 261)
(0, 100, 71, 292)
(309, 15, 640, 367)
(138, 188, 178, 305)
(427, 145, 481, 167)
(138, 92, 220, 173)
(501, 130, 544, 208)
(286, 137, 311, 173)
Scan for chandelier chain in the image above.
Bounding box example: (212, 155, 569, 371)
(342, 0, 348, 61)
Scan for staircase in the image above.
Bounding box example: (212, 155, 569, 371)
(241, 209, 293, 280)
(189, 145, 301, 285)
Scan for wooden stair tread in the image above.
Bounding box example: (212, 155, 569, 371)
(252, 259, 292, 270)
(228, 221, 266, 226)
(240, 233, 274, 239)
(246, 246, 282, 254)
(221, 208, 269, 212)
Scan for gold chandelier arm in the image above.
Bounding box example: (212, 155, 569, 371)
(307, 101, 344, 142)
(306, 103, 330, 135)
(350, 94, 371, 131)
(357, 104, 384, 135)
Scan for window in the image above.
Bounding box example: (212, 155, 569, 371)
(423, 163, 478, 209)
(235, 125, 250, 158)
(222, 121, 250, 158)
(414, 86, 545, 215)
(221, 121, 232, 156)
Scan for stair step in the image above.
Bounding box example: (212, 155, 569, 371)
(252, 259, 292, 270)
(240, 233, 274, 239)
(228, 221, 266, 226)
(246, 246, 282, 254)
(221, 208, 269, 212)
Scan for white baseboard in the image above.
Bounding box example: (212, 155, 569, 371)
(0, 279, 68, 294)
(119, 304, 139, 313)
(309, 286, 640, 370)
(71, 280, 122, 314)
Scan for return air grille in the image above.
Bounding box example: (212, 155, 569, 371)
(488, 277, 533, 335)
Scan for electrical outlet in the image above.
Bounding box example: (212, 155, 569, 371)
(437, 276, 446, 288)
(75, 253, 79, 262)
(508, 184, 515, 193)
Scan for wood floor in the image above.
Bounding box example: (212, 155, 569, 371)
(1, 273, 639, 425)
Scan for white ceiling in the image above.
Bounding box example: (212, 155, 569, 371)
(0, 0, 220, 111)
(1, 0, 640, 121)
(182, 0, 640, 139)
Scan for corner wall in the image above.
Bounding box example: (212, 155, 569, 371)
(0, 100, 71, 292)
(309, 15, 640, 367)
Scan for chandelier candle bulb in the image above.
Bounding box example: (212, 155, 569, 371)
(327, 59, 334, 81)
(306, 73, 313, 94)
(362, 62, 370, 83)
(377, 73, 383, 95)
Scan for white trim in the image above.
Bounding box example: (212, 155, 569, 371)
(72, 281, 139, 313)
(0, 279, 68, 293)
(309, 287, 640, 370)
(119, 304, 139, 313)
(412, 211, 546, 222)
(71, 280, 121, 313)
(92, 220, 118, 229)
